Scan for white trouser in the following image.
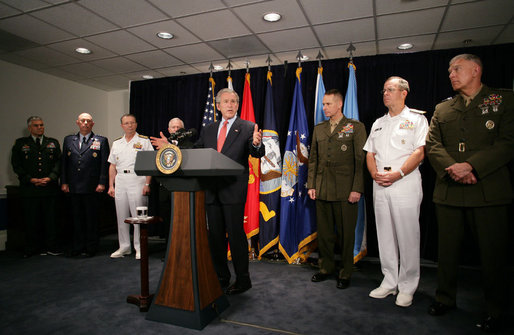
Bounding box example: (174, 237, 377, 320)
(373, 170, 422, 295)
(114, 173, 146, 252)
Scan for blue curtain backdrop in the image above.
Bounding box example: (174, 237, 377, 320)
(130, 43, 514, 262)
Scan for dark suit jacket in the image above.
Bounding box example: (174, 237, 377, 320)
(195, 117, 265, 205)
(61, 132, 110, 194)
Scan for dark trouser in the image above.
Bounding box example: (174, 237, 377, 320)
(23, 195, 58, 254)
(206, 200, 250, 285)
(435, 204, 509, 318)
(70, 193, 100, 254)
(316, 199, 358, 279)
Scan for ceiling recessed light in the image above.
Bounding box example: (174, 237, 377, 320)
(213, 65, 223, 71)
(75, 47, 91, 54)
(157, 32, 174, 39)
(263, 12, 281, 22)
(142, 75, 154, 79)
(397, 43, 413, 50)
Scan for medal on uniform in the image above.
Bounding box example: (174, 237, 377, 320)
(485, 120, 495, 129)
(92, 152, 98, 157)
(481, 94, 502, 113)
(341, 144, 347, 151)
(133, 142, 142, 149)
(68, 151, 71, 156)
(399, 120, 414, 130)
(91, 140, 101, 150)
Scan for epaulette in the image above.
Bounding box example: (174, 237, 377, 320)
(138, 134, 149, 139)
(409, 108, 426, 114)
(440, 96, 454, 103)
(114, 136, 123, 141)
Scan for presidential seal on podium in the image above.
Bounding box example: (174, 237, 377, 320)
(155, 144, 182, 174)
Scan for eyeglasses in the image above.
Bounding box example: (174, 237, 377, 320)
(380, 88, 401, 95)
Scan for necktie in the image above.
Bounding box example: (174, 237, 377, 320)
(330, 121, 338, 133)
(81, 136, 87, 149)
(35, 137, 41, 147)
(217, 120, 228, 152)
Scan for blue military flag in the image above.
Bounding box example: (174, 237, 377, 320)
(279, 67, 317, 264)
(342, 62, 367, 262)
(314, 66, 328, 125)
(202, 77, 216, 127)
(259, 70, 282, 258)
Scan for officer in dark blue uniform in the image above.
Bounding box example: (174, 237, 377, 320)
(61, 113, 109, 257)
(11, 116, 61, 257)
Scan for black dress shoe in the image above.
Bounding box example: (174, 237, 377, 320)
(428, 301, 456, 316)
(311, 272, 330, 282)
(476, 316, 500, 333)
(337, 278, 350, 289)
(225, 282, 252, 295)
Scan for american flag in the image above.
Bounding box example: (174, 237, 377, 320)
(202, 77, 216, 127)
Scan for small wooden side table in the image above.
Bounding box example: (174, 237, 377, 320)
(124, 216, 163, 312)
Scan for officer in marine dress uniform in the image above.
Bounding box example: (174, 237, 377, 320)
(426, 54, 514, 332)
(107, 114, 153, 259)
(11, 116, 61, 257)
(307, 89, 367, 290)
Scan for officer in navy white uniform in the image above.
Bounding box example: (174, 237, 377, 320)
(107, 114, 153, 259)
(363, 77, 428, 307)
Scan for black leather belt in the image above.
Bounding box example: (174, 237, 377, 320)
(123, 170, 132, 173)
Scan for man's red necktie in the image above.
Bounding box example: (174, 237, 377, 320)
(217, 120, 228, 152)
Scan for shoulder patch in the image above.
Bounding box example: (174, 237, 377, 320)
(138, 134, 149, 139)
(409, 108, 426, 114)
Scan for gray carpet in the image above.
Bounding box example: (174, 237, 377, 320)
(0, 236, 512, 335)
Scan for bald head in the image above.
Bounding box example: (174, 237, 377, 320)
(76, 113, 94, 135)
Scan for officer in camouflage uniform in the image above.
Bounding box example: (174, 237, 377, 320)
(11, 116, 61, 257)
(426, 54, 514, 332)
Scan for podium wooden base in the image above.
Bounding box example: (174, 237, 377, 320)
(146, 191, 228, 329)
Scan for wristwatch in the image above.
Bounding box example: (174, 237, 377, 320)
(399, 169, 405, 178)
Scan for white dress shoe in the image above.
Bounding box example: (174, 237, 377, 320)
(395, 292, 413, 307)
(110, 248, 131, 258)
(135, 251, 141, 260)
(369, 286, 397, 299)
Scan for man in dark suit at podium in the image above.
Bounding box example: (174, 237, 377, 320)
(61, 113, 109, 257)
(195, 88, 264, 295)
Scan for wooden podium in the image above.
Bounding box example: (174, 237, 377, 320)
(134, 148, 244, 330)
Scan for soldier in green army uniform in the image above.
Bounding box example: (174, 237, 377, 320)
(11, 116, 61, 257)
(426, 54, 514, 332)
(307, 89, 367, 290)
